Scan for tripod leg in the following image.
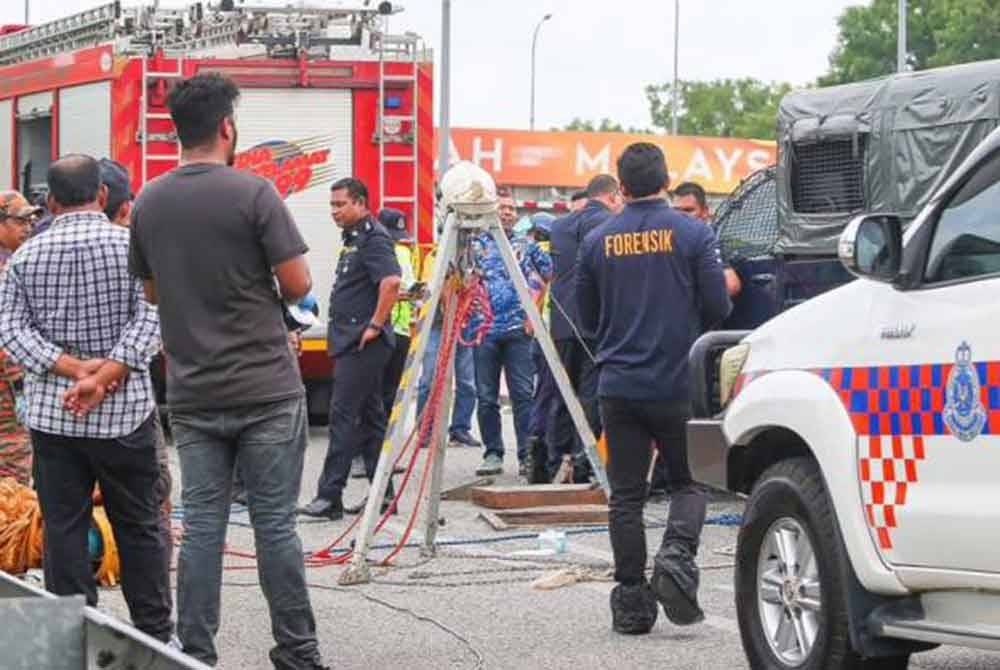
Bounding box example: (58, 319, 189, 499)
(420, 298, 457, 557)
(340, 221, 459, 585)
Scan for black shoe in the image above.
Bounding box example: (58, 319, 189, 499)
(651, 564, 705, 626)
(610, 581, 658, 635)
(269, 647, 329, 670)
(449, 430, 482, 447)
(298, 497, 344, 521)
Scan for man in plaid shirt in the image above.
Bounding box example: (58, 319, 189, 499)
(0, 155, 172, 642)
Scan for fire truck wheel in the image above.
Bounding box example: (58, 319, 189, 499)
(735, 457, 909, 670)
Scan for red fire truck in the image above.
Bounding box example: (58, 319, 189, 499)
(0, 1, 434, 420)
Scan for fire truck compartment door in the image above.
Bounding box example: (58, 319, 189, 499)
(234, 88, 354, 326)
(0, 99, 12, 190)
(59, 82, 112, 160)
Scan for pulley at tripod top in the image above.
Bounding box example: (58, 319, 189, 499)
(440, 161, 498, 217)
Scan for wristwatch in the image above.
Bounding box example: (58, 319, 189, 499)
(368, 321, 383, 331)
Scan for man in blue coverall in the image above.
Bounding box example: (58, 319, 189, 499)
(577, 143, 731, 635)
(472, 188, 552, 477)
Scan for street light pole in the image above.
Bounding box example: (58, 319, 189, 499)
(897, 0, 907, 72)
(529, 13, 552, 131)
(438, 0, 452, 177)
(25, 0, 30, 24)
(671, 0, 679, 135)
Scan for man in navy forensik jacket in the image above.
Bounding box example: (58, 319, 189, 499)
(576, 142, 730, 635)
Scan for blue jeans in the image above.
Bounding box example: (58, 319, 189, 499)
(171, 396, 320, 667)
(417, 324, 477, 435)
(474, 328, 535, 461)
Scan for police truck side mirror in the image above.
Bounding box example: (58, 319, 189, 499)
(839, 214, 903, 282)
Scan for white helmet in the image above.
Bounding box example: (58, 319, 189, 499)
(439, 161, 497, 216)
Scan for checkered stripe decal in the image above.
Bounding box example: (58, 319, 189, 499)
(858, 435, 926, 549)
(735, 361, 999, 551)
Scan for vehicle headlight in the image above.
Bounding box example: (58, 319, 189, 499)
(719, 343, 751, 407)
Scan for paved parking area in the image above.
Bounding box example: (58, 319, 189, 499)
(99, 419, 1000, 670)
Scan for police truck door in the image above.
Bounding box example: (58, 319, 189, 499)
(860, 147, 1000, 574)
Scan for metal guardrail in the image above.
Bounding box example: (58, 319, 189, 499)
(0, 570, 209, 670)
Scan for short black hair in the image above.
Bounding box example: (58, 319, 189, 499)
(585, 174, 618, 198)
(570, 189, 588, 202)
(167, 73, 240, 149)
(330, 177, 369, 206)
(673, 181, 708, 209)
(617, 142, 668, 199)
(48, 154, 101, 208)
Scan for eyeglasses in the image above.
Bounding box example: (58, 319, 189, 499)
(2, 215, 36, 227)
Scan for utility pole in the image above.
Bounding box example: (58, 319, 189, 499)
(438, 0, 451, 177)
(529, 13, 552, 131)
(897, 0, 907, 73)
(671, 0, 679, 135)
(25, 0, 30, 24)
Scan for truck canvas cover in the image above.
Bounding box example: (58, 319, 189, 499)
(777, 58, 1000, 255)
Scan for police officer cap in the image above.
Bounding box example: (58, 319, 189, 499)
(378, 207, 410, 242)
(99, 158, 132, 213)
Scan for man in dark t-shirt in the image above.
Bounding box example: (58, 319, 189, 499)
(128, 74, 327, 670)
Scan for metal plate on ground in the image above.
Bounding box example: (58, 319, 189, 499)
(479, 505, 610, 530)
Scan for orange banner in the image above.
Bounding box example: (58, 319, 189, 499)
(436, 128, 776, 194)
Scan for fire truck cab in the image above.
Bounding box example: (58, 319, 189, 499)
(0, 1, 434, 421)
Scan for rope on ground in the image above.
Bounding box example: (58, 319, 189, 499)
(0, 477, 43, 574)
(0, 477, 121, 585)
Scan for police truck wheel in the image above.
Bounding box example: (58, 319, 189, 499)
(735, 457, 909, 670)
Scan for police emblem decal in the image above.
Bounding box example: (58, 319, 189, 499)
(943, 341, 987, 442)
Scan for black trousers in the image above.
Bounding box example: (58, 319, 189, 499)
(600, 397, 706, 585)
(547, 338, 601, 473)
(32, 417, 173, 641)
(382, 333, 411, 417)
(317, 338, 392, 501)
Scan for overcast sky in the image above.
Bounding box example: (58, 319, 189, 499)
(3, 1, 864, 131)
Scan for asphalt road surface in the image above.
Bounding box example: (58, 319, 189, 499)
(99, 414, 1000, 670)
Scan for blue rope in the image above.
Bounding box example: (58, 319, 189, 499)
(172, 505, 743, 557)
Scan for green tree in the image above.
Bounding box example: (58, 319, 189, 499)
(645, 78, 792, 139)
(820, 0, 1000, 86)
(556, 117, 650, 133)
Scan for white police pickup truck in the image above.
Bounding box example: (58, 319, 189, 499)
(687, 126, 1000, 669)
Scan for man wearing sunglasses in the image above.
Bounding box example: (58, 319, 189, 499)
(0, 191, 40, 485)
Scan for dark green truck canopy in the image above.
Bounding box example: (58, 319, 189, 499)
(777, 59, 1000, 255)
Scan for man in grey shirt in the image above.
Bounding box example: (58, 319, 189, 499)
(128, 73, 327, 670)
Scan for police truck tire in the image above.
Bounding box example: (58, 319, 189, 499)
(735, 457, 909, 670)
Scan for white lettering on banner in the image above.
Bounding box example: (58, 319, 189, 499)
(447, 136, 461, 166)
(576, 143, 610, 175)
(473, 137, 503, 172)
(715, 148, 743, 183)
(748, 149, 771, 172)
(682, 148, 714, 182)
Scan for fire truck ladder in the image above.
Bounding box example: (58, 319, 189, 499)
(0, 1, 120, 66)
(375, 29, 423, 235)
(140, 55, 186, 183)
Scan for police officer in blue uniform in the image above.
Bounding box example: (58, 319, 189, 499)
(577, 143, 731, 634)
(541, 174, 621, 483)
(300, 178, 401, 520)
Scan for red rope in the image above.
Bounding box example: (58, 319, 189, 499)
(187, 279, 484, 572)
